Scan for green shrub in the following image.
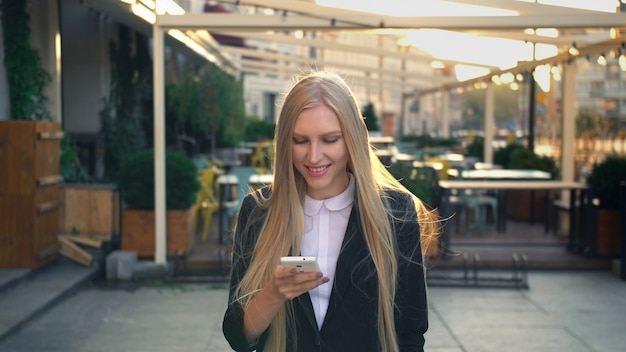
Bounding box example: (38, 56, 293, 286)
(244, 117, 275, 141)
(508, 148, 559, 179)
(464, 137, 484, 161)
(118, 149, 199, 210)
(493, 143, 525, 168)
(60, 135, 92, 184)
(587, 155, 626, 209)
(401, 134, 459, 148)
(388, 161, 437, 207)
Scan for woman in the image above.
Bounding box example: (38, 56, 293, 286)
(223, 71, 439, 352)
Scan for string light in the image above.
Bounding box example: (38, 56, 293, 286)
(597, 54, 607, 67)
(568, 42, 580, 56)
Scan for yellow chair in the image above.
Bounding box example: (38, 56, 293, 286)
(191, 161, 223, 242)
(250, 140, 273, 174)
(424, 157, 451, 181)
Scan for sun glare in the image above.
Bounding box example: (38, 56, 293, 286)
(316, 0, 614, 82)
(316, 0, 618, 16)
(315, 0, 517, 16)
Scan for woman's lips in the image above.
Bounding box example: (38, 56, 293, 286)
(306, 164, 330, 176)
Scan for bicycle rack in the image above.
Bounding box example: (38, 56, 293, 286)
(427, 252, 529, 289)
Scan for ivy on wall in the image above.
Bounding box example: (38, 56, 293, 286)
(0, 0, 51, 120)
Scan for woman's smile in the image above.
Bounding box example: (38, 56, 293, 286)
(306, 164, 330, 175)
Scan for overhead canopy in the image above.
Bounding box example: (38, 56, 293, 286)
(96, 0, 626, 94)
(146, 0, 626, 93)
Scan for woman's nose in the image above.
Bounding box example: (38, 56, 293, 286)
(307, 142, 323, 163)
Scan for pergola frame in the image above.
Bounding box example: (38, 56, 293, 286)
(150, 1, 626, 264)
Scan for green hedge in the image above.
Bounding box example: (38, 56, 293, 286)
(118, 149, 199, 210)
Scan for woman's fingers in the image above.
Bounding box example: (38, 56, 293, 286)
(272, 266, 329, 300)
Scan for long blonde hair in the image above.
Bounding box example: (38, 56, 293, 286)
(234, 71, 439, 351)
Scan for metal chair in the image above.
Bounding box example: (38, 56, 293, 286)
(450, 167, 498, 235)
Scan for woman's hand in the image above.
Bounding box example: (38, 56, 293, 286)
(267, 265, 330, 302)
(243, 266, 329, 342)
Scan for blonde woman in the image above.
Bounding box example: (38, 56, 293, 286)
(223, 71, 439, 351)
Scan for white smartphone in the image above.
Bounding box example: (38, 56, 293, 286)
(280, 256, 321, 273)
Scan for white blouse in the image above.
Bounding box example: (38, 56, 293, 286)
(301, 174, 355, 330)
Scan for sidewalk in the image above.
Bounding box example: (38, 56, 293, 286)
(0, 265, 624, 352)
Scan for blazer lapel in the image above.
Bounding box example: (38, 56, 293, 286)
(295, 292, 318, 331)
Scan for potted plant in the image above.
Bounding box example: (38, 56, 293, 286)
(58, 136, 120, 242)
(58, 27, 151, 244)
(118, 149, 200, 258)
(586, 154, 626, 257)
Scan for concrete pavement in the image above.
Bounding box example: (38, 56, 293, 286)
(0, 267, 625, 352)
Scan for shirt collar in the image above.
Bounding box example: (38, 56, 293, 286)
(304, 174, 355, 216)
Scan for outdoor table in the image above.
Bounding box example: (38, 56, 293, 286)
(248, 173, 274, 191)
(436, 180, 589, 256)
(473, 162, 503, 170)
(369, 136, 395, 150)
(394, 153, 417, 163)
(451, 169, 552, 225)
(460, 169, 552, 180)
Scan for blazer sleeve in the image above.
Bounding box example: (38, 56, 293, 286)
(222, 193, 267, 352)
(389, 191, 429, 352)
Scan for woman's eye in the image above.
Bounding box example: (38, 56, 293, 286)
(293, 139, 307, 145)
(324, 137, 340, 144)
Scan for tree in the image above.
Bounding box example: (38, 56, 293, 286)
(100, 26, 149, 182)
(361, 102, 380, 132)
(576, 107, 612, 139)
(196, 64, 246, 154)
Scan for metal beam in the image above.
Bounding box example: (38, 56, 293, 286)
(157, 13, 626, 31)
(239, 60, 446, 89)
(153, 20, 167, 266)
(217, 30, 500, 69)
(419, 35, 626, 94)
(221, 46, 444, 82)
(458, 30, 585, 46)
(447, 0, 599, 15)
(219, 0, 597, 17)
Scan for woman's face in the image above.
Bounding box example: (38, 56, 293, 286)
(292, 104, 350, 200)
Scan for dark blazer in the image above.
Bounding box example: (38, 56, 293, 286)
(223, 188, 428, 352)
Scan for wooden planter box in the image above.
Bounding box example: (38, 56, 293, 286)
(59, 183, 119, 238)
(0, 120, 63, 268)
(506, 189, 551, 221)
(595, 208, 621, 257)
(121, 209, 194, 258)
